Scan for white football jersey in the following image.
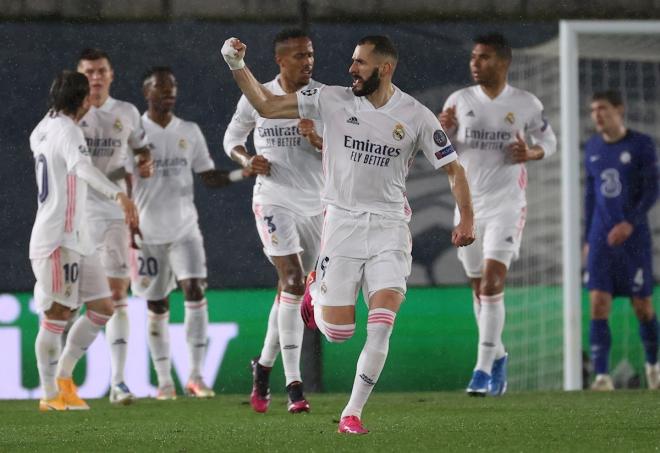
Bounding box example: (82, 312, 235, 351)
(297, 85, 457, 220)
(443, 84, 557, 217)
(29, 113, 95, 259)
(224, 77, 324, 216)
(132, 114, 215, 244)
(80, 97, 148, 221)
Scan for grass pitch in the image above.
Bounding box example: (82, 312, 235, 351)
(1, 391, 659, 452)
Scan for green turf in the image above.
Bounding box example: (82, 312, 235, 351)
(1, 391, 659, 452)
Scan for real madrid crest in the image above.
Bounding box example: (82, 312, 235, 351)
(504, 112, 515, 125)
(271, 234, 279, 246)
(113, 118, 123, 132)
(392, 123, 405, 141)
(178, 138, 187, 150)
(141, 277, 150, 288)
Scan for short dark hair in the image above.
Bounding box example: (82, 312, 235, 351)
(357, 35, 398, 61)
(592, 90, 624, 107)
(78, 48, 112, 66)
(142, 66, 175, 86)
(273, 28, 309, 54)
(48, 70, 89, 115)
(474, 33, 512, 61)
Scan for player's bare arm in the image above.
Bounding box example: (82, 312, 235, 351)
(221, 38, 300, 119)
(438, 105, 458, 136)
(508, 131, 545, 163)
(298, 119, 323, 150)
(198, 168, 252, 187)
(229, 145, 271, 176)
(442, 160, 475, 247)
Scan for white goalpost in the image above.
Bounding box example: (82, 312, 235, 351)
(507, 20, 660, 391)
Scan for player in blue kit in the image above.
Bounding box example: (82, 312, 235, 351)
(584, 90, 659, 390)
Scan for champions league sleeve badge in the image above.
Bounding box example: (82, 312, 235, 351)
(433, 129, 448, 147)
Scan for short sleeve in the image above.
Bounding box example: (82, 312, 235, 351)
(223, 95, 257, 156)
(191, 123, 216, 173)
(417, 106, 457, 170)
(526, 95, 557, 158)
(442, 90, 459, 112)
(297, 86, 323, 121)
(127, 105, 149, 150)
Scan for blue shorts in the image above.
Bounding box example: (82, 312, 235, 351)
(586, 237, 654, 298)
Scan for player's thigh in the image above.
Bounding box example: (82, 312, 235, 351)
(586, 243, 616, 295)
(31, 247, 84, 313)
(92, 219, 130, 279)
(169, 227, 208, 281)
(130, 243, 175, 300)
(316, 255, 364, 308)
(79, 252, 112, 304)
(457, 217, 486, 278)
(253, 204, 303, 259)
(297, 212, 323, 274)
(482, 207, 526, 269)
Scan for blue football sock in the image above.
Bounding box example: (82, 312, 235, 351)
(639, 315, 658, 365)
(590, 319, 611, 375)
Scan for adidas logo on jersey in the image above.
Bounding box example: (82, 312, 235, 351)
(466, 110, 475, 117)
(79, 120, 89, 127)
(505, 236, 514, 244)
(346, 116, 359, 125)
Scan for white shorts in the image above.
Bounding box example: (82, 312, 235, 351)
(253, 203, 323, 274)
(130, 226, 207, 300)
(456, 206, 527, 278)
(315, 205, 412, 307)
(31, 247, 111, 313)
(88, 218, 130, 279)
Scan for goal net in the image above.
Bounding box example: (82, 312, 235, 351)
(507, 23, 660, 390)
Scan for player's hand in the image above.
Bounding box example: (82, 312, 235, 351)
(221, 38, 246, 70)
(452, 221, 476, 247)
(582, 243, 589, 265)
(438, 106, 457, 132)
(508, 132, 530, 163)
(130, 225, 143, 249)
(136, 155, 154, 178)
(246, 155, 271, 176)
(117, 193, 139, 229)
(607, 221, 634, 246)
(298, 119, 323, 150)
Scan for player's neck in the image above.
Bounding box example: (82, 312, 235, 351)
(278, 75, 305, 94)
(90, 93, 109, 108)
(366, 83, 395, 109)
(148, 109, 173, 128)
(601, 125, 627, 143)
(479, 80, 507, 99)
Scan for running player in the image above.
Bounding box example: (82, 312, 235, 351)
(30, 71, 139, 411)
(221, 35, 475, 434)
(584, 90, 659, 391)
(131, 66, 249, 400)
(438, 33, 557, 396)
(223, 28, 323, 413)
(77, 48, 153, 405)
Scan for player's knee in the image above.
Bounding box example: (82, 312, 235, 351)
(479, 279, 504, 297)
(631, 298, 655, 321)
(92, 299, 114, 317)
(109, 285, 127, 302)
(280, 269, 305, 295)
(148, 299, 169, 314)
(181, 279, 205, 301)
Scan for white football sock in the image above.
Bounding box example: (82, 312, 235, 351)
(341, 308, 396, 419)
(106, 299, 129, 385)
(258, 295, 280, 367)
(57, 310, 110, 379)
(278, 291, 304, 385)
(314, 303, 355, 343)
(472, 291, 481, 324)
(185, 299, 208, 381)
(35, 318, 66, 400)
(475, 293, 505, 373)
(148, 310, 172, 387)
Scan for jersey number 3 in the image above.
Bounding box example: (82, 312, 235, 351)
(600, 168, 622, 198)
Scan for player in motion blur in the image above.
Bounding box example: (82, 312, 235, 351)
(221, 34, 475, 434)
(583, 90, 659, 391)
(132, 67, 249, 400)
(30, 71, 139, 411)
(439, 33, 557, 396)
(223, 28, 323, 413)
(77, 48, 153, 404)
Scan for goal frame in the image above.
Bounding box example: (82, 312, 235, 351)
(560, 20, 660, 391)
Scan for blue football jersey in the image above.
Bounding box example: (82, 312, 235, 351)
(584, 130, 658, 245)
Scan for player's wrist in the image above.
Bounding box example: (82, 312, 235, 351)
(221, 38, 246, 71)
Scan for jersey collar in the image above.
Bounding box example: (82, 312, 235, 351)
(142, 112, 180, 130)
(356, 85, 402, 112)
(97, 96, 117, 112)
(475, 83, 511, 102)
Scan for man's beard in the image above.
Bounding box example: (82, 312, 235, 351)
(352, 68, 380, 97)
